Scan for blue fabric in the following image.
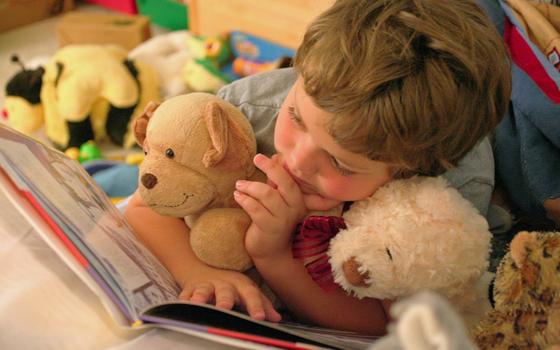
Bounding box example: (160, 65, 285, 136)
(82, 159, 139, 198)
(480, 0, 560, 223)
(92, 163, 139, 198)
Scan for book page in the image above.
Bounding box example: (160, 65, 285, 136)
(0, 127, 180, 321)
(0, 172, 131, 326)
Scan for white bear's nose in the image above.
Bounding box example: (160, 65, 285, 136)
(343, 257, 371, 287)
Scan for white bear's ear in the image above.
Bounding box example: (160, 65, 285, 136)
(132, 101, 161, 147)
(203, 101, 254, 170)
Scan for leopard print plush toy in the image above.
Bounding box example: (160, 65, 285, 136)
(470, 231, 560, 350)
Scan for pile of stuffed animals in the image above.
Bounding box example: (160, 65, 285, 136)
(2, 31, 235, 153)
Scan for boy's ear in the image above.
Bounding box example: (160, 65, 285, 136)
(203, 101, 254, 170)
(132, 101, 161, 147)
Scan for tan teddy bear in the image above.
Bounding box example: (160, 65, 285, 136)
(132, 92, 265, 272)
(470, 230, 560, 350)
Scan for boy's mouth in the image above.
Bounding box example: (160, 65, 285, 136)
(282, 162, 311, 187)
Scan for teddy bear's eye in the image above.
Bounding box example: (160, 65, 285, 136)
(386, 248, 393, 261)
(166, 149, 175, 158)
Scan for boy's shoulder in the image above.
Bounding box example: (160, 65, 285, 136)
(218, 68, 297, 109)
(442, 137, 494, 218)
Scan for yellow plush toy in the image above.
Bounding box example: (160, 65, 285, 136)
(3, 44, 161, 151)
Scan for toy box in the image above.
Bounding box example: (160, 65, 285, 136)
(0, 0, 74, 33)
(56, 12, 151, 52)
(136, 0, 189, 30)
(223, 30, 295, 80)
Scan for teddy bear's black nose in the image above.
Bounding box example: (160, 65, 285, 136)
(141, 173, 158, 189)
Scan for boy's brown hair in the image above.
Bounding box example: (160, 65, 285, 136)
(293, 0, 512, 178)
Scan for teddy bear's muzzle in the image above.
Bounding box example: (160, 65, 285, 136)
(342, 257, 371, 287)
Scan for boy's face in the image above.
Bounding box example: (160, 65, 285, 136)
(274, 77, 392, 211)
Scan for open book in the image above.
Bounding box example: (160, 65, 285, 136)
(0, 124, 378, 350)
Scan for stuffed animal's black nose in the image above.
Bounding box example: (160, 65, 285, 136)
(141, 173, 158, 189)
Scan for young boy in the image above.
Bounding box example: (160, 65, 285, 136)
(124, 0, 511, 336)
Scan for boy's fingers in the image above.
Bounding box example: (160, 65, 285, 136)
(216, 291, 235, 310)
(239, 286, 275, 321)
(215, 284, 236, 310)
(178, 286, 194, 301)
(253, 154, 303, 207)
(188, 283, 215, 304)
(254, 155, 294, 188)
(262, 297, 282, 322)
(234, 187, 273, 219)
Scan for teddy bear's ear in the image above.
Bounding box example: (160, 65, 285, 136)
(510, 231, 536, 269)
(132, 101, 161, 147)
(203, 101, 254, 170)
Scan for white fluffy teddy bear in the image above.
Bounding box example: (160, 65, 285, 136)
(321, 176, 494, 328)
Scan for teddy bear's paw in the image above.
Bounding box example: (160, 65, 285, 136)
(342, 257, 370, 288)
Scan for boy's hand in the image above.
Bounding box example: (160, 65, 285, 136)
(178, 264, 281, 322)
(234, 154, 308, 260)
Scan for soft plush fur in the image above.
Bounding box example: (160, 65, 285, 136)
(132, 93, 265, 272)
(328, 176, 494, 328)
(470, 230, 560, 350)
(4, 44, 160, 151)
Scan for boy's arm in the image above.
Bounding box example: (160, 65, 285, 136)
(123, 190, 281, 322)
(124, 190, 200, 288)
(253, 252, 392, 336)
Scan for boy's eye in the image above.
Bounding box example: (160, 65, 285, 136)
(331, 157, 356, 177)
(288, 106, 304, 127)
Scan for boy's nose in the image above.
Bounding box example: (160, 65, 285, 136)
(291, 140, 318, 174)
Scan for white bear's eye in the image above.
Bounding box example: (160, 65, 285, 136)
(166, 149, 175, 158)
(386, 248, 393, 261)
